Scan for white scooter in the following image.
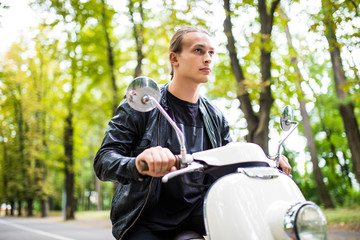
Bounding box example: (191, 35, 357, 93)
(126, 76, 328, 240)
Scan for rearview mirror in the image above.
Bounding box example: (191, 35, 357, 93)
(275, 105, 299, 167)
(280, 105, 294, 131)
(126, 76, 161, 112)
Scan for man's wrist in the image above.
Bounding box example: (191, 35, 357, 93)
(129, 158, 146, 181)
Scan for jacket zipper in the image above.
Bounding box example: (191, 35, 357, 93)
(119, 113, 162, 240)
(118, 177, 154, 240)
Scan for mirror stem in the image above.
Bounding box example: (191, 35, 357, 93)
(275, 122, 299, 167)
(147, 96, 187, 163)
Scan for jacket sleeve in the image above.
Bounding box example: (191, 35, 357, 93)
(94, 100, 149, 184)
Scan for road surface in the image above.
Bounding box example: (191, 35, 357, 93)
(0, 216, 114, 240)
(1, 215, 360, 240)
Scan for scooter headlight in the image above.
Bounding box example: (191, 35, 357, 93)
(284, 201, 327, 240)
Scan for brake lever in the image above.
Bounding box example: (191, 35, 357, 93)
(162, 162, 204, 183)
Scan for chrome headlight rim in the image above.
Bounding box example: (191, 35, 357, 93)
(284, 201, 327, 240)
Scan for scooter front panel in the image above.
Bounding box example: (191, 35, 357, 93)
(204, 168, 305, 240)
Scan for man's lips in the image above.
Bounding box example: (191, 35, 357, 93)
(200, 67, 212, 73)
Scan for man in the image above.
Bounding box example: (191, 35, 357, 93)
(94, 26, 291, 240)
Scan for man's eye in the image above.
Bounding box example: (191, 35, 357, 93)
(195, 49, 203, 53)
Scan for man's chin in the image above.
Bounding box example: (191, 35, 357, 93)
(200, 77, 210, 83)
(197, 75, 210, 83)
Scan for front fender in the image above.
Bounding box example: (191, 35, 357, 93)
(204, 168, 305, 240)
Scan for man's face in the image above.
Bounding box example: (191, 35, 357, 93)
(172, 31, 215, 84)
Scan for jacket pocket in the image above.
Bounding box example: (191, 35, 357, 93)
(110, 184, 128, 223)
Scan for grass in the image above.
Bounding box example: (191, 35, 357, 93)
(323, 207, 360, 231)
(47, 210, 110, 219)
(75, 210, 110, 220)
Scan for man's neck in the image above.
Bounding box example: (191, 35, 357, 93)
(168, 78, 200, 103)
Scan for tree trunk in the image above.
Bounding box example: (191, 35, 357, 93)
(338, 104, 360, 183)
(5, 202, 9, 216)
(223, 0, 257, 138)
(14, 84, 28, 209)
(41, 113, 49, 218)
(322, 0, 360, 184)
(62, 29, 78, 220)
(300, 102, 335, 208)
(1, 130, 8, 213)
(17, 200, 22, 216)
(27, 199, 34, 217)
(128, 0, 145, 78)
(10, 201, 15, 216)
(64, 112, 75, 220)
(223, 0, 279, 155)
(41, 198, 50, 218)
(279, 7, 335, 208)
(15, 85, 26, 181)
(101, 0, 119, 194)
(256, 0, 279, 153)
(101, 0, 118, 115)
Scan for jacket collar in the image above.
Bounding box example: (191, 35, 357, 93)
(159, 83, 170, 110)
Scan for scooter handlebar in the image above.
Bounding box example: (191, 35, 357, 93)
(162, 162, 204, 183)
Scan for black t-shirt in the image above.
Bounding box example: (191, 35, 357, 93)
(139, 91, 213, 231)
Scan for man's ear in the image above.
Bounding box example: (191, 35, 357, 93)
(169, 52, 179, 66)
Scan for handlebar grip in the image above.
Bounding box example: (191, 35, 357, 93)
(137, 157, 180, 173)
(138, 160, 149, 172)
(174, 155, 180, 169)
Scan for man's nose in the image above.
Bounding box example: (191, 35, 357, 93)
(204, 52, 212, 64)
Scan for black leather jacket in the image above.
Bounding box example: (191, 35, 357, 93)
(94, 84, 231, 239)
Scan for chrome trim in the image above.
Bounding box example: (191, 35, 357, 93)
(162, 162, 204, 183)
(284, 201, 327, 240)
(237, 167, 279, 179)
(284, 201, 303, 239)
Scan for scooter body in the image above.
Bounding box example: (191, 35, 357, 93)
(201, 143, 305, 240)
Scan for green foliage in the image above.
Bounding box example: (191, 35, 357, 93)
(0, 0, 359, 217)
(311, 89, 355, 206)
(207, 53, 236, 100)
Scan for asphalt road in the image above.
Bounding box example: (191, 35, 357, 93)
(328, 229, 360, 240)
(1, 216, 360, 240)
(0, 216, 114, 240)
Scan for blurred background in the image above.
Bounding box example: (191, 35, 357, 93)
(0, 0, 359, 227)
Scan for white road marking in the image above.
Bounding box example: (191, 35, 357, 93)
(0, 219, 76, 240)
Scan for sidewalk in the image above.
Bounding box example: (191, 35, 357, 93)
(46, 215, 112, 229)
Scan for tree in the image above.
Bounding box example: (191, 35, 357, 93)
(0, 43, 35, 216)
(223, 0, 280, 155)
(101, 0, 119, 115)
(279, 7, 334, 208)
(321, 0, 360, 184)
(128, 0, 145, 78)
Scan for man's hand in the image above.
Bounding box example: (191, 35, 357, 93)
(271, 155, 292, 176)
(135, 146, 177, 177)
